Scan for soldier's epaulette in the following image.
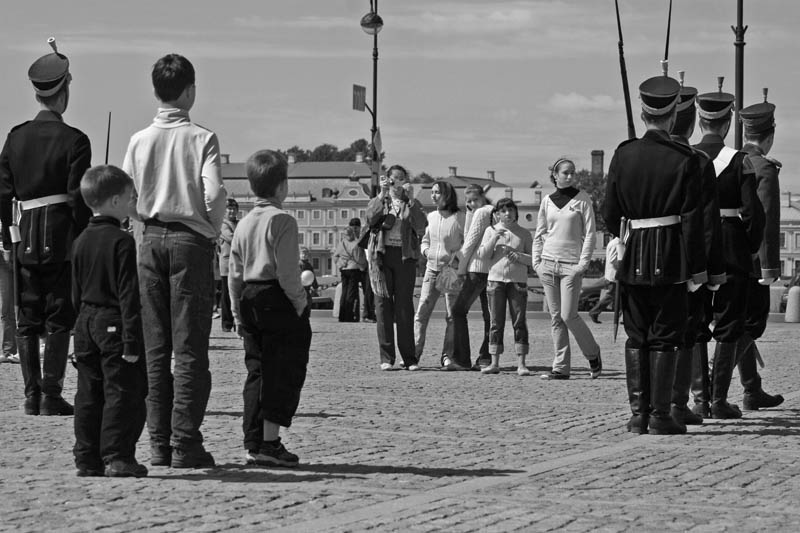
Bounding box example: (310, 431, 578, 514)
(8, 121, 32, 134)
(741, 155, 756, 173)
(764, 155, 782, 169)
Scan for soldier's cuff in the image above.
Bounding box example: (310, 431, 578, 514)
(761, 268, 781, 280)
(691, 271, 708, 285)
(708, 272, 727, 286)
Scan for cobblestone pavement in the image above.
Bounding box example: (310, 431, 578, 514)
(1, 312, 799, 532)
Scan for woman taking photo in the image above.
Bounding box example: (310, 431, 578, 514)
(365, 165, 428, 371)
(533, 157, 602, 380)
(333, 223, 367, 322)
(414, 180, 463, 369)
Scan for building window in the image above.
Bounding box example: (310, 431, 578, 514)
(780, 260, 785, 276)
(328, 232, 335, 246)
(359, 209, 366, 219)
(795, 233, 800, 249)
(328, 210, 335, 221)
(795, 260, 800, 276)
(535, 190, 542, 203)
(525, 213, 533, 222)
(312, 209, 321, 220)
(312, 232, 320, 246)
(312, 257, 320, 270)
(298, 233, 305, 245)
(296, 210, 305, 220)
(326, 257, 333, 271)
(341, 209, 349, 220)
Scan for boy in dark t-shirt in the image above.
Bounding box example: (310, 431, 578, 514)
(72, 165, 147, 477)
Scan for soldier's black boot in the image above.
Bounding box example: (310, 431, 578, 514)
(40, 332, 74, 416)
(738, 334, 784, 411)
(648, 350, 687, 435)
(710, 341, 742, 419)
(17, 336, 41, 415)
(671, 347, 703, 425)
(624, 347, 649, 434)
(690, 342, 711, 417)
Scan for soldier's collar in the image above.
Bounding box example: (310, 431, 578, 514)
(34, 110, 63, 122)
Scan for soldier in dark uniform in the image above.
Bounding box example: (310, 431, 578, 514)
(0, 39, 92, 415)
(694, 78, 764, 419)
(736, 91, 784, 411)
(605, 75, 707, 435)
(667, 72, 726, 426)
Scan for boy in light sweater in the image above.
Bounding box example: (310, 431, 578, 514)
(477, 198, 533, 375)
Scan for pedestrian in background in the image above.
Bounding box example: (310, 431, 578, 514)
(298, 247, 318, 296)
(218, 198, 239, 332)
(533, 157, 602, 380)
(72, 165, 148, 478)
(477, 198, 533, 376)
(349, 218, 376, 322)
(415, 180, 463, 369)
(450, 184, 493, 369)
(366, 165, 427, 371)
(123, 53, 226, 468)
(0, 40, 92, 415)
(588, 237, 619, 324)
(333, 222, 367, 322)
(229, 150, 311, 468)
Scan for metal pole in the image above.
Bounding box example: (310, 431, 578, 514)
(370, 0, 379, 197)
(732, 0, 747, 149)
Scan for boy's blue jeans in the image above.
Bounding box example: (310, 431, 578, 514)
(240, 282, 310, 452)
(138, 224, 214, 452)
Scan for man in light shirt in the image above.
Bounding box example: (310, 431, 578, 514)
(123, 54, 226, 469)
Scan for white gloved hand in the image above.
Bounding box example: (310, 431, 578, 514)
(707, 284, 720, 292)
(758, 277, 776, 286)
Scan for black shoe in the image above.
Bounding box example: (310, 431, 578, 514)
(40, 395, 74, 416)
(172, 446, 216, 469)
(540, 371, 570, 380)
(711, 400, 743, 419)
(671, 405, 703, 425)
(23, 395, 40, 416)
(221, 325, 233, 333)
(648, 416, 687, 435)
(691, 402, 711, 418)
(589, 354, 602, 379)
(76, 466, 105, 477)
(626, 414, 649, 434)
(589, 312, 601, 324)
(150, 445, 173, 466)
(105, 460, 148, 478)
(743, 389, 784, 411)
(246, 438, 299, 468)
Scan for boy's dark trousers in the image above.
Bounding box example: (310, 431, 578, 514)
(73, 305, 147, 470)
(240, 282, 311, 452)
(220, 275, 234, 330)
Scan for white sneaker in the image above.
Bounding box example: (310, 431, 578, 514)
(7, 354, 20, 364)
(380, 363, 393, 371)
(407, 364, 420, 371)
(517, 367, 531, 376)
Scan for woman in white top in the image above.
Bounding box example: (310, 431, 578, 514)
(533, 158, 602, 380)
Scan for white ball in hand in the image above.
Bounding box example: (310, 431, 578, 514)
(301, 270, 316, 287)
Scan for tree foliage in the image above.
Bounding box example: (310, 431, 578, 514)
(411, 172, 434, 184)
(279, 139, 383, 163)
(576, 168, 608, 233)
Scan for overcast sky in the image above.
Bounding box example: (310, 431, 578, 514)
(1, 0, 798, 192)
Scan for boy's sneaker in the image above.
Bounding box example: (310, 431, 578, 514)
(8, 354, 19, 364)
(589, 354, 603, 379)
(105, 460, 148, 478)
(150, 445, 172, 466)
(540, 371, 570, 380)
(407, 364, 420, 371)
(247, 438, 299, 468)
(172, 446, 216, 469)
(380, 362, 393, 371)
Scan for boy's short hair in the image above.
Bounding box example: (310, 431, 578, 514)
(246, 150, 288, 199)
(80, 165, 133, 209)
(152, 54, 195, 102)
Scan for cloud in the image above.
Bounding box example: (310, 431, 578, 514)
(546, 93, 622, 113)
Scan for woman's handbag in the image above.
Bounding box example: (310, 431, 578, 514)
(435, 264, 464, 295)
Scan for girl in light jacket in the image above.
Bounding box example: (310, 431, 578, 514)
(414, 180, 463, 368)
(533, 158, 602, 380)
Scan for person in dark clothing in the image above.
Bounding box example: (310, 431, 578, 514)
(348, 218, 376, 322)
(72, 165, 147, 478)
(605, 75, 708, 436)
(0, 39, 92, 416)
(694, 78, 765, 419)
(218, 198, 239, 332)
(736, 92, 784, 412)
(667, 72, 726, 426)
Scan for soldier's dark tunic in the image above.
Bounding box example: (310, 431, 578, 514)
(605, 129, 707, 351)
(0, 110, 92, 335)
(741, 143, 780, 339)
(668, 137, 724, 348)
(693, 134, 763, 343)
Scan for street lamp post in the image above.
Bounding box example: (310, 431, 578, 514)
(360, 1, 383, 197)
